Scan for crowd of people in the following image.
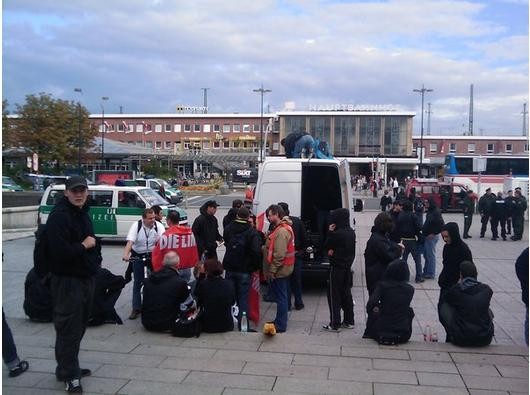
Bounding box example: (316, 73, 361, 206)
(12, 174, 529, 393)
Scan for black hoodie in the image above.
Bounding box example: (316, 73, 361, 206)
(142, 267, 190, 332)
(324, 208, 356, 269)
(47, 196, 101, 277)
(422, 198, 444, 236)
(438, 222, 473, 290)
(192, 202, 223, 257)
(223, 219, 263, 273)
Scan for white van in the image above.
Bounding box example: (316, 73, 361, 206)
(253, 158, 361, 276)
(38, 185, 188, 240)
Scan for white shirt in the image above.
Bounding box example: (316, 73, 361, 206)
(126, 220, 165, 254)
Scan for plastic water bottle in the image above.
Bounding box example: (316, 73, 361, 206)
(423, 325, 432, 342)
(241, 311, 249, 332)
(431, 331, 438, 342)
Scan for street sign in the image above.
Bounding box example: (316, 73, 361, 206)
(473, 157, 487, 172)
(32, 153, 39, 172)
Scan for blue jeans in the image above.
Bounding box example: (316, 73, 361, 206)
(423, 234, 439, 278)
(2, 310, 20, 369)
(293, 135, 314, 158)
(288, 257, 304, 309)
(225, 271, 250, 327)
(132, 258, 145, 310)
(270, 277, 289, 332)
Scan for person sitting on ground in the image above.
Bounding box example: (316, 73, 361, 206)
(363, 259, 415, 345)
(141, 251, 190, 332)
(23, 267, 53, 322)
(439, 261, 494, 346)
(88, 267, 126, 326)
(222, 199, 244, 229)
(195, 259, 236, 333)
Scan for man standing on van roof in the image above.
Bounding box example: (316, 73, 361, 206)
(47, 176, 101, 393)
(192, 200, 223, 259)
(263, 204, 295, 333)
(122, 208, 165, 320)
(151, 210, 199, 284)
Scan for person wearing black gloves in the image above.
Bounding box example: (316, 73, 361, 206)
(322, 208, 356, 332)
(46, 176, 101, 393)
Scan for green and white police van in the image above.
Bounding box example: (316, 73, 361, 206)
(38, 185, 187, 240)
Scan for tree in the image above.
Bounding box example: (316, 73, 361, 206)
(2, 99, 18, 148)
(12, 93, 97, 168)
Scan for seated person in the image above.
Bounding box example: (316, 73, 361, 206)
(141, 252, 190, 332)
(439, 261, 494, 346)
(88, 267, 126, 326)
(363, 259, 415, 345)
(194, 259, 235, 333)
(23, 267, 53, 322)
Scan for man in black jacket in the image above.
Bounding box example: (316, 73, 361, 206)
(439, 261, 494, 346)
(222, 207, 262, 329)
(505, 190, 515, 235)
(515, 248, 529, 345)
(47, 176, 100, 393)
(322, 208, 356, 331)
(192, 200, 223, 259)
(490, 191, 507, 241)
(396, 200, 423, 283)
(142, 251, 190, 332)
(222, 199, 243, 229)
(278, 202, 308, 311)
(478, 188, 495, 238)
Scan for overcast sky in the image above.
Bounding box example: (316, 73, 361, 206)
(3, 0, 528, 135)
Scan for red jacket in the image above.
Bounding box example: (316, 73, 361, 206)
(151, 225, 199, 272)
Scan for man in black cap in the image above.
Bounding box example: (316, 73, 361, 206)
(192, 200, 223, 259)
(511, 188, 527, 241)
(47, 176, 101, 392)
(462, 190, 475, 239)
(478, 188, 495, 238)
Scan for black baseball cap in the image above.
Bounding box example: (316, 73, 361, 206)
(205, 200, 220, 208)
(65, 176, 88, 190)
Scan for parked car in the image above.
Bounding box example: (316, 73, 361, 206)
(133, 178, 184, 204)
(2, 176, 24, 192)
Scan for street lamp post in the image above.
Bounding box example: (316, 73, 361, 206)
(74, 88, 83, 174)
(100, 96, 109, 169)
(413, 84, 433, 177)
(253, 84, 271, 163)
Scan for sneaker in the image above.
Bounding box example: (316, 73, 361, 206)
(8, 360, 29, 377)
(341, 323, 355, 329)
(295, 304, 305, 311)
(322, 324, 340, 332)
(65, 379, 82, 393)
(57, 369, 91, 382)
(128, 309, 141, 320)
(415, 277, 425, 283)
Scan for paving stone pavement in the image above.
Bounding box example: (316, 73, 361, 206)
(2, 208, 529, 394)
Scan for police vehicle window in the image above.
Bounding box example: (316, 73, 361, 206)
(87, 190, 113, 207)
(120, 191, 143, 208)
(138, 188, 168, 206)
(46, 190, 64, 205)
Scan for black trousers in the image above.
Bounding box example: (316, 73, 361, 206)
(327, 266, 354, 328)
(506, 217, 512, 234)
(480, 214, 490, 236)
(513, 215, 524, 239)
(50, 275, 95, 381)
(463, 214, 472, 237)
(490, 217, 506, 239)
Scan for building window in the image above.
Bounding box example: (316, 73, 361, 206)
(183, 141, 190, 149)
(233, 141, 240, 148)
(174, 124, 181, 133)
(233, 124, 241, 133)
(254, 123, 260, 132)
(505, 144, 513, 153)
(213, 124, 220, 132)
(430, 143, 438, 153)
(487, 143, 494, 153)
(223, 140, 230, 148)
(184, 124, 191, 133)
(383, 117, 406, 156)
(203, 124, 210, 133)
(194, 124, 201, 132)
(165, 124, 172, 132)
(213, 141, 220, 148)
(223, 124, 231, 133)
(310, 117, 331, 144)
(449, 143, 456, 153)
(118, 123, 125, 132)
(155, 141, 162, 149)
(243, 124, 250, 133)
(359, 117, 380, 155)
(155, 124, 162, 133)
(334, 116, 355, 155)
(135, 124, 143, 133)
(203, 141, 210, 149)
(146, 141, 153, 149)
(525, 143, 529, 152)
(468, 143, 475, 153)
(165, 141, 172, 149)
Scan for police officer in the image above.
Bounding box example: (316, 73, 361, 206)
(490, 191, 507, 241)
(505, 190, 516, 235)
(478, 188, 495, 238)
(511, 188, 528, 241)
(462, 190, 475, 239)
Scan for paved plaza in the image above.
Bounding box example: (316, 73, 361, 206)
(2, 203, 529, 394)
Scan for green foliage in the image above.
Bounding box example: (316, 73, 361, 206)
(141, 160, 175, 180)
(7, 93, 97, 168)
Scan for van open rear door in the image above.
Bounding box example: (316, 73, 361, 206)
(338, 159, 355, 228)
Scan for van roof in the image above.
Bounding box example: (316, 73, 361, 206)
(263, 158, 341, 164)
(47, 184, 153, 192)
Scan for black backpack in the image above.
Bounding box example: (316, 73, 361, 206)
(33, 224, 51, 278)
(224, 229, 251, 271)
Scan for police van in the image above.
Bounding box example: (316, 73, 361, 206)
(253, 158, 361, 276)
(38, 185, 187, 240)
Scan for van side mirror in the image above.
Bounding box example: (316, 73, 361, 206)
(354, 198, 363, 212)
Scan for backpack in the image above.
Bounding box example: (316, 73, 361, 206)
(171, 306, 203, 338)
(224, 229, 251, 271)
(33, 224, 51, 278)
(137, 219, 157, 234)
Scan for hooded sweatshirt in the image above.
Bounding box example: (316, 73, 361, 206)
(47, 196, 101, 277)
(422, 198, 444, 236)
(324, 208, 356, 269)
(223, 219, 262, 273)
(141, 267, 190, 332)
(444, 276, 494, 346)
(438, 222, 473, 290)
(192, 202, 223, 257)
